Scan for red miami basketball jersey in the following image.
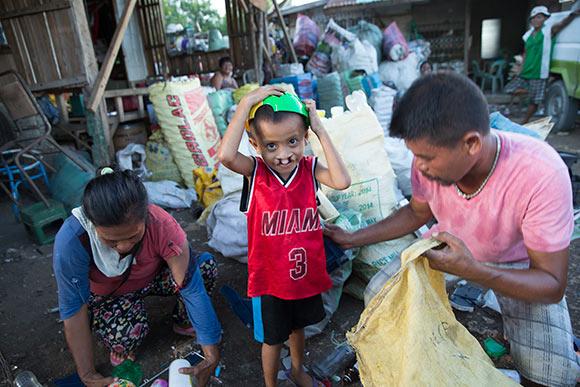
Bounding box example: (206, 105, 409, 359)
(240, 156, 332, 299)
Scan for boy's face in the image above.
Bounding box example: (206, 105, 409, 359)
(250, 114, 308, 179)
(530, 14, 547, 29)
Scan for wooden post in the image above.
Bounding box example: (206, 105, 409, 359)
(248, 6, 260, 83)
(463, 0, 472, 75)
(70, 0, 112, 164)
(272, 0, 297, 63)
(257, 10, 264, 84)
(86, 0, 137, 112)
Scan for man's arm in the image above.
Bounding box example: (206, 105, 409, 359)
(324, 198, 433, 249)
(64, 306, 114, 387)
(551, 9, 580, 36)
(425, 232, 568, 304)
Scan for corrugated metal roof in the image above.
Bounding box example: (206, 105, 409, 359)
(281, 0, 327, 16)
(324, 0, 387, 9)
(324, 0, 421, 10)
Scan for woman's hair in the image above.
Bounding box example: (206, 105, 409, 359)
(219, 56, 233, 68)
(82, 167, 148, 227)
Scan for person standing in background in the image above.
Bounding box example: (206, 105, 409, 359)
(505, 6, 579, 123)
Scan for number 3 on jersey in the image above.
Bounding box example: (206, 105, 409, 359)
(289, 248, 307, 280)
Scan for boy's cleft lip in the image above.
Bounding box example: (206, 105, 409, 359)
(277, 157, 293, 166)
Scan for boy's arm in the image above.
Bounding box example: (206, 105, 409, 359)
(304, 100, 351, 190)
(217, 85, 286, 176)
(551, 9, 580, 36)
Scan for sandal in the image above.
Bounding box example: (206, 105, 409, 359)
(173, 323, 197, 337)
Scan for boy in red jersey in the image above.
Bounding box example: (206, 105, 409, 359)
(218, 85, 350, 386)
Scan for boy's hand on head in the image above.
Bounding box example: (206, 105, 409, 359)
(304, 99, 324, 134)
(241, 85, 286, 109)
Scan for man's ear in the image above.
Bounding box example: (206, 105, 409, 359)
(462, 131, 483, 156)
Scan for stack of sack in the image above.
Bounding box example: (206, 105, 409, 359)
(369, 85, 397, 136)
(317, 72, 344, 116)
(293, 14, 320, 57)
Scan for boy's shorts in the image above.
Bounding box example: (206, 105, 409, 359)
(252, 294, 325, 345)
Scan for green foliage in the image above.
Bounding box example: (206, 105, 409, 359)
(163, 0, 226, 34)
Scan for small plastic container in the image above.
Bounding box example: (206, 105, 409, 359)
(169, 359, 193, 387)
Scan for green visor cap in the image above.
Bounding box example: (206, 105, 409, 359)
(246, 92, 309, 130)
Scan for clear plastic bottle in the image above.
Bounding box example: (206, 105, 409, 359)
(13, 371, 43, 387)
(311, 344, 356, 381)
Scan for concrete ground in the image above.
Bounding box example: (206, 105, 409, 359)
(0, 105, 578, 386)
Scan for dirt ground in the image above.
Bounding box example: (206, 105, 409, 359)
(0, 103, 578, 386)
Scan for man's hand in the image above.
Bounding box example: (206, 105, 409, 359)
(80, 371, 115, 387)
(324, 223, 356, 249)
(423, 232, 482, 277)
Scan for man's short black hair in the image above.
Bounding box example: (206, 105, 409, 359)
(389, 72, 490, 147)
(219, 56, 233, 68)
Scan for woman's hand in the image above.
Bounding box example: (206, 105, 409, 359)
(79, 371, 115, 387)
(178, 344, 220, 387)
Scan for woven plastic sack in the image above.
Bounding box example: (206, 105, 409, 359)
(408, 39, 432, 63)
(306, 42, 332, 77)
(274, 63, 304, 78)
(382, 22, 409, 61)
(379, 52, 420, 92)
(193, 167, 223, 208)
(317, 72, 344, 115)
(207, 89, 234, 137)
(342, 71, 365, 94)
(322, 19, 356, 48)
(309, 91, 415, 271)
(361, 73, 382, 97)
(348, 238, 519, 387)
(348, 20, 383, 64)
(293, 14, 320, 57)
(270, 73, 316, 100)
(332, 39, 378, 75)
(369, 85, 397, 135)
(145, 131, 183, 184)
(149, 79, 221, 188)
(233, 83, 259, 104)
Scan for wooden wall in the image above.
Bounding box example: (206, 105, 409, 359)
(225, 0, 255, 72)
(0, 0, 90, 91)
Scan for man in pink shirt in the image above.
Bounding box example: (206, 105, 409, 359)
(326, 72, 578, 386)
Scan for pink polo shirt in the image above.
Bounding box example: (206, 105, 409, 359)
(412, 130, 573, 263)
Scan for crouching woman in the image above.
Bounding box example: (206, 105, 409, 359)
(53, 168, 221, 386)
